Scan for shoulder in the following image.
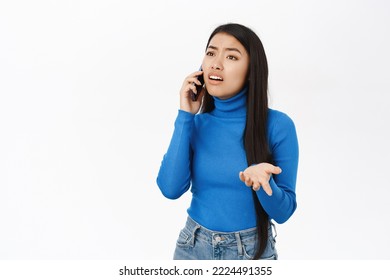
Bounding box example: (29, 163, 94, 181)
(267, 108, 295, 129)
(267, 108, 298, 144)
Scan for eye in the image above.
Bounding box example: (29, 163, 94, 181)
(227, 55, 237, 60)
(206, 51, 215, 56)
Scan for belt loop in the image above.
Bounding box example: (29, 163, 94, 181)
(270, 220, 277, 239)
(190, 224, 201, 247)
(235, 232, 243, 256)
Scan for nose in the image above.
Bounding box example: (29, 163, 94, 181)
(211, 56, 223, 70)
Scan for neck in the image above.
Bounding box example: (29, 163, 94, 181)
(211, 86, 248, 118)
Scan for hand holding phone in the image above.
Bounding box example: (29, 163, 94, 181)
(179, 68, 205, 114)
(190, 67, 204, 101)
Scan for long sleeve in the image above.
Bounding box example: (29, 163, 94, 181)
(256, 111, 299, 223)
(156, 110, 195, 199)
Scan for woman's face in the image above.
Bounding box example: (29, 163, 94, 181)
(202, 32, 249, 100)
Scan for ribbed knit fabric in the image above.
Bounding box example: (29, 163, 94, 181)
(157, 87, 299, 231)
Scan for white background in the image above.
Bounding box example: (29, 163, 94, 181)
(1, 0, 389, 260)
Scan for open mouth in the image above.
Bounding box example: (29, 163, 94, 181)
(209, 75, 223, 81)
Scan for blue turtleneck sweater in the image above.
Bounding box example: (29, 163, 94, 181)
(157, 88, 299, 231)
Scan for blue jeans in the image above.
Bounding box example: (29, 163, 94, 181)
(173, 216, 278, 260)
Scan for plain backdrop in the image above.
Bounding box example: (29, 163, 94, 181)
(1, 0, 389, 260)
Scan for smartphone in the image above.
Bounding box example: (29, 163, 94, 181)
(191, 67, 204, 101)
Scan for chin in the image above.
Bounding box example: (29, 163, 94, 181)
(207, 90, 223, 98)
(207, 89, 237, 100)
(206, 86, 223, 97)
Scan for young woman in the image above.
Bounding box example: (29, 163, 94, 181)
(156, 23, 299, 260)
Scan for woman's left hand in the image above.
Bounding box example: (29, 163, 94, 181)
(239, 163, 282, 196)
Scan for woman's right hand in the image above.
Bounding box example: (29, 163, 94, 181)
(179, 70, 205, 114)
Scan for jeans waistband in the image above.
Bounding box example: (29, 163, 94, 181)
(184, 216, 264, 246)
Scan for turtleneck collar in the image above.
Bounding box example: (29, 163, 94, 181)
(210, 86, 248, 118)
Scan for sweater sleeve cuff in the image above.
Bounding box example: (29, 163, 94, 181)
(174, 109, 195, 126)
(256, 176, 283, 201)
(177, 109, 195, 121)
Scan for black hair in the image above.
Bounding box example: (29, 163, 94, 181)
(200, 23, 272, 259)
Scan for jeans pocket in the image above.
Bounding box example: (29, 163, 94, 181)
(243, 237, 277, 260)
(242, 240, 256, 260)
(176, 228, 192, 247)
(261, 237, 277, 260)
(261, 254, 277, 260)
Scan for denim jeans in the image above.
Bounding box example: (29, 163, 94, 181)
(173, 216, 278, 260)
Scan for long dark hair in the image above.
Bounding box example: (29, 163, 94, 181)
(200, 23, 272, 259)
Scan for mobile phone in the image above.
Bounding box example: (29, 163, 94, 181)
(191, 67, 204, 101)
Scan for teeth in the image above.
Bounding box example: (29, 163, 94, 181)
(210, 75, 223, 81)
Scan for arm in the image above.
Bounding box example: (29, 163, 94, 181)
(157, 70, 205, 199)
(240, 112, 299, 223)
(156, 110, 195, 199)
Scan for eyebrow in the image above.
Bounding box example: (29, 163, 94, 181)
(207, 45, 242, 55)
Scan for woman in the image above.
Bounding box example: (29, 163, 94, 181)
(156, 23, 299, 260)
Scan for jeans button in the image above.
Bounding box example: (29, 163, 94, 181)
(215, 236, 222, 242)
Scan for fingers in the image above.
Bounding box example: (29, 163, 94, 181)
(180, 71, 204, 113)
(188, 83, 197, 96)
(185, 71, 203, 86)
(272, 166, 282, 175)
(181, 71, 204, 98)
(262, 163, 282, 175)
(239, 171, 253, 187)
(260, 181, 272, 196)
(239, 171, 245, 182)
(252, 181, 261, 191)
(251, 179, 272, 196)
(239, 169, 273, 196)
